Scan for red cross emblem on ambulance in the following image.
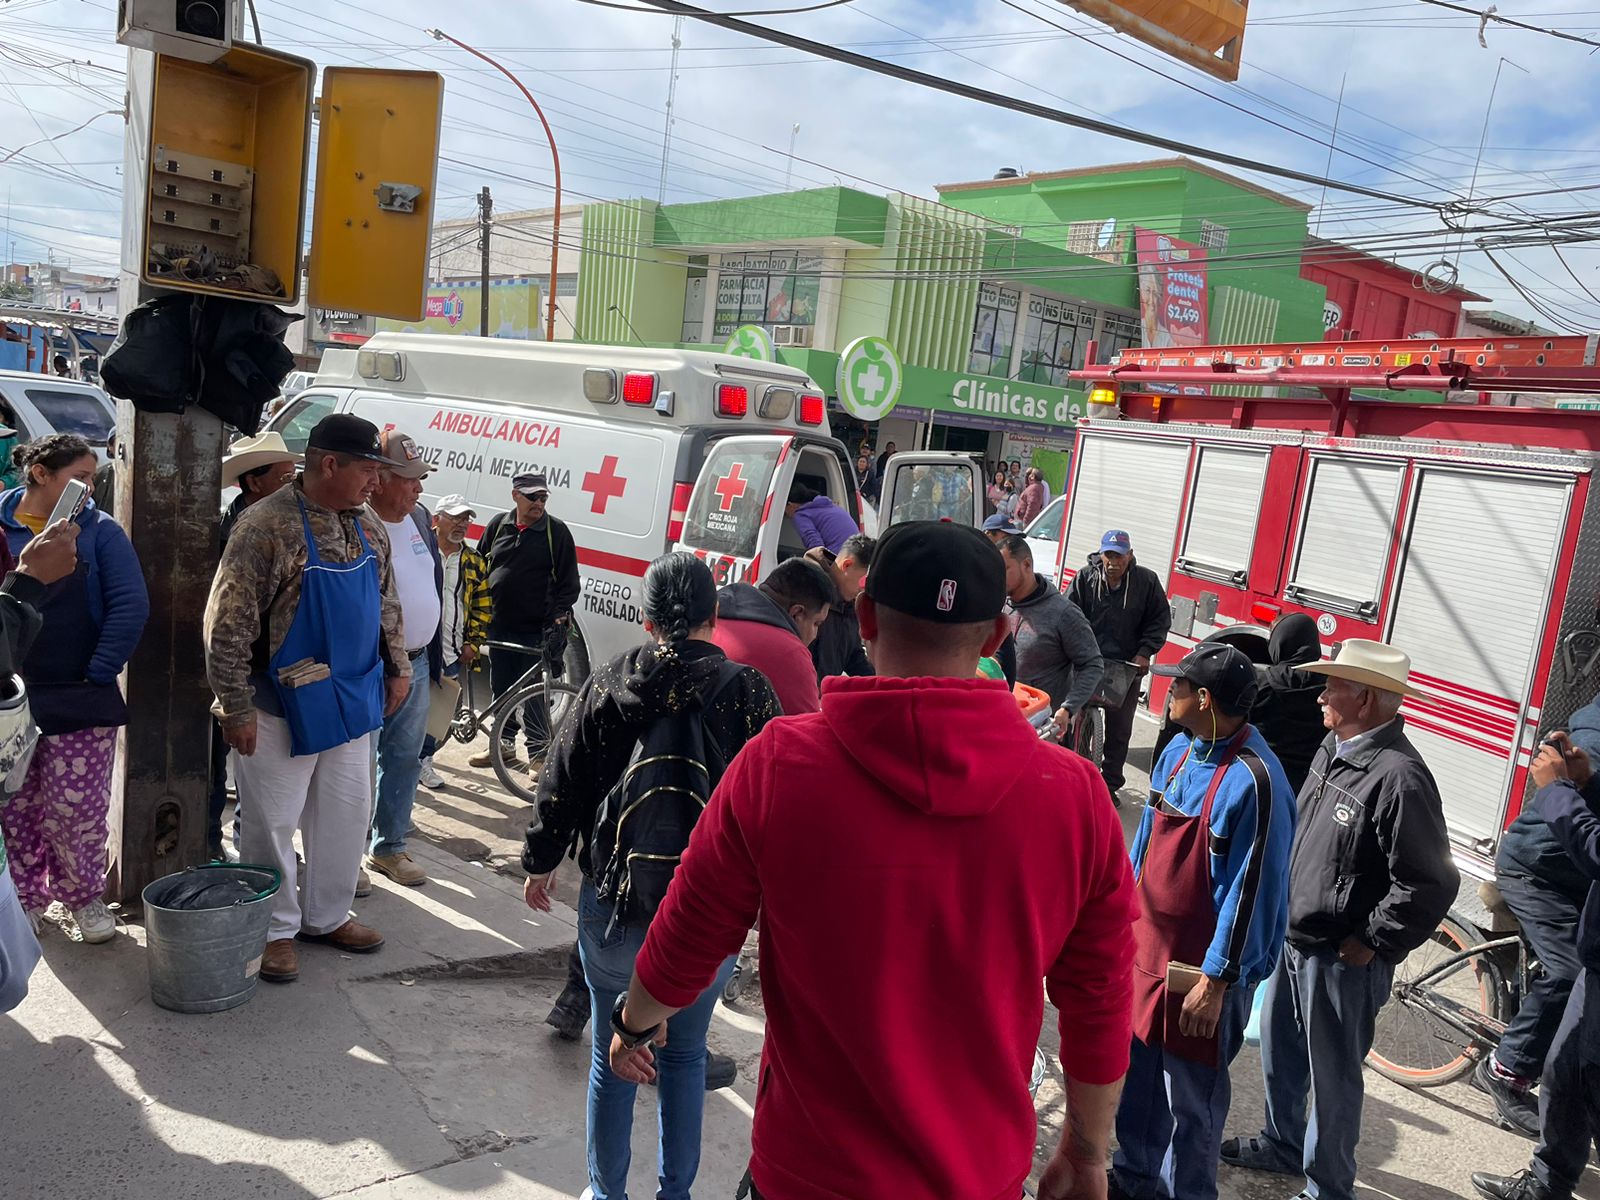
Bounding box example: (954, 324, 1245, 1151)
(714, 463, 749, 513)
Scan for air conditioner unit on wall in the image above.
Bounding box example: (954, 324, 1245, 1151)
(773, 324, 813, 347)
(118, 0, 233, 63)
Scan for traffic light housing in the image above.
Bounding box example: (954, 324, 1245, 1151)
(134, 48, 443, 316)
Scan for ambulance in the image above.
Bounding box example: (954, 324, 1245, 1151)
(1061, 333, 1600, 876)
(300, 333, 874, 680)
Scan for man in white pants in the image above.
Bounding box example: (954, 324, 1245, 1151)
(205, 414, 410, 984)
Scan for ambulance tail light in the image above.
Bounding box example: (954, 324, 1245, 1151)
(667, 481, 693, 541)
(716, 384, 749, 419)
(797, 393, 825, 425)
(622, 371, 658, 406)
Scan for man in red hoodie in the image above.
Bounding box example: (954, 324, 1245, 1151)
(712, 556, 835, 716)
(608, 520, 1138, 1200)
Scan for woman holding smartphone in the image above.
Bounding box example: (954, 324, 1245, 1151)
(0, 434, 149, 944)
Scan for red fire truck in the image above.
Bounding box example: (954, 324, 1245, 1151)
(1061, 333, 1600, 879)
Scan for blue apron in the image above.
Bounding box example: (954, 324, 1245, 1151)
(270, 495, 386, 757)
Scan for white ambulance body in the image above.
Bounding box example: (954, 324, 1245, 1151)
(302, 333, 858, 678)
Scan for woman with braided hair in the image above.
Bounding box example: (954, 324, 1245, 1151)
(521, 551, 779, 1200)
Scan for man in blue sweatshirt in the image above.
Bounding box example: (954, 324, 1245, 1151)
(1111, 643, 1297, 1200)
(1471, 732, 1600, 1200)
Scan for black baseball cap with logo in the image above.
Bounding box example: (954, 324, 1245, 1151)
(1151, 642, 1259, 714)
(306, 413, 400, 464)
(865, 520, 1006, 624)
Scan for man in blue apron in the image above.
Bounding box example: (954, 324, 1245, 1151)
(205, 414, 410, 985)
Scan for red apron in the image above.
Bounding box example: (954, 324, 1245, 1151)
(1130, 728, 1247, 1067)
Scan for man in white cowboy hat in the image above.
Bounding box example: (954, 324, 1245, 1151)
(1221, 639, 1458, 1200)
(220, 431, 299, 547)
(208, 431, 300, 858)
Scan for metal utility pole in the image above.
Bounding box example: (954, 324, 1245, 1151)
(657, 16, 684, 203)
(478, 185, 492, 338)
(429, 29, 562, 342)
(784, 123, 800, 190)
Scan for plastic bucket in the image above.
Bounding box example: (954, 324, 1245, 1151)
(142, 864, 281, 1015)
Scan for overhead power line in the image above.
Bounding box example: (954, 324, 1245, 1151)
(624, 0, 1446, 211)
(1411, 0, 1600, 48)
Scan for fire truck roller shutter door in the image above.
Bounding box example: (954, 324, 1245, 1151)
(1062, 433, 1190, 588)
(1386, 469, 1573, 845)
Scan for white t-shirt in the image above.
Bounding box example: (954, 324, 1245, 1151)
(384, 515, 442, 653)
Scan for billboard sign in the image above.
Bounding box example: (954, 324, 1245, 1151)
(1135, 228, 1209, 349)
(377, 281, 544, 340)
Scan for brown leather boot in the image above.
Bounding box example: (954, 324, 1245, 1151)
(259, 938, 299, 983)
(298, 919, 385, 953)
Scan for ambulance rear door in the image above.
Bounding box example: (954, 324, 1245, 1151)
(876, 452, 982, 530)
(676, 435, 798, 587)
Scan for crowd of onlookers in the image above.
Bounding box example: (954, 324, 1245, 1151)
(0, 417, 1595, 1200)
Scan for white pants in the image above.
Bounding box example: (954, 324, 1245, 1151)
(232, 712, 373, 942)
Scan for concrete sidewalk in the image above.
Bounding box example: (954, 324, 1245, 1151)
(0, 840, 765, 1200)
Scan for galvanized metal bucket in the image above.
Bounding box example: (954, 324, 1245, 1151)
(142, 864, 280, 1015)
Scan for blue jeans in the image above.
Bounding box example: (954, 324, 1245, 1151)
(420, 661, 461, 761)
(1257, 944, 1395, 1200)
(577, 879, 736, 1200)
(371, 669, 430, 857)
(1113, 983, 1254, 1200)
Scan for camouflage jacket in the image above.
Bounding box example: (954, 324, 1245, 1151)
(204, 480, 408, 727)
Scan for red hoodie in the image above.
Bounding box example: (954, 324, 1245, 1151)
(634, 675, 1136, 1200)
(712, 583, 821, 716)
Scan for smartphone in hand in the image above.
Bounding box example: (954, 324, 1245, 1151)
(47, 479, 89, 527)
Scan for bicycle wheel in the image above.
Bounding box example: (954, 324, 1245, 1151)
(488, 679, 580, 804)
(1367, 914, 1505, 1088)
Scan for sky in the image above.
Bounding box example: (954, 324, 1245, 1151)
(0, 0, 1597, 327)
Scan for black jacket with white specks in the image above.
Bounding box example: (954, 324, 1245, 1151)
(522, 638, 780, 878)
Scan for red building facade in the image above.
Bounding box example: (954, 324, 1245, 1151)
(1301, 238, 1486, 341)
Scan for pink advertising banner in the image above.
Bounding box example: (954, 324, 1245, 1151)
(1134, 227, 1210, 348)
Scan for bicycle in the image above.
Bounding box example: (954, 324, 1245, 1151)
(443, 637, 581, 804)
(1365, 883, 1536, 1088)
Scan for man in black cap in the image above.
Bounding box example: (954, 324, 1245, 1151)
(472, 472, 581, 771)
(604, 521, 1138, 1200)
(205, 413, 411, 984)
(1111, 643, 1296, 1200)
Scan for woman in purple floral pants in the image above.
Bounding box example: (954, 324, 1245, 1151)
(0, 435, 148, 943)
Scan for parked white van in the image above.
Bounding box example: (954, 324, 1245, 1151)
(296, 333, 865, 679)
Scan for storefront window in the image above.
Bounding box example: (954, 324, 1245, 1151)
(1098, 311, 1141, 361)
(712, 251, 823, 339)
(1019, 295, 1096, 387)
(968, 283, 1020, 376)
(681, 257, 708, 343)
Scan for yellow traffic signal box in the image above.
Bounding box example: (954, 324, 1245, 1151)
(141, 48, 443, 317)
(307, 69, 445, 322)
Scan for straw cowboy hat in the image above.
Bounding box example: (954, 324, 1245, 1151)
(221, 431, 299, 489)
(1302, 638, 1429, 700)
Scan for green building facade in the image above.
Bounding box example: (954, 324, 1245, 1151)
(574, 158, 1327, 481)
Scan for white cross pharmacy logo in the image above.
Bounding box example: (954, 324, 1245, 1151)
(837, 336, 903, 421)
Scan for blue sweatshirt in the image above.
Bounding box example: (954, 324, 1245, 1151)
(0, 488, 149, 685)
(1131, 725, 1298, 987)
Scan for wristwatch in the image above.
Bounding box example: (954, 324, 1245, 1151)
(610, 992, 663, 1050)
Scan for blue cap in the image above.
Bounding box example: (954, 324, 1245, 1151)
(983, 513, 1023, 534)
(1100, 529, 1132, 554)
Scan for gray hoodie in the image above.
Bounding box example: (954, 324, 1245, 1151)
(1011, 573, 1105, 713)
